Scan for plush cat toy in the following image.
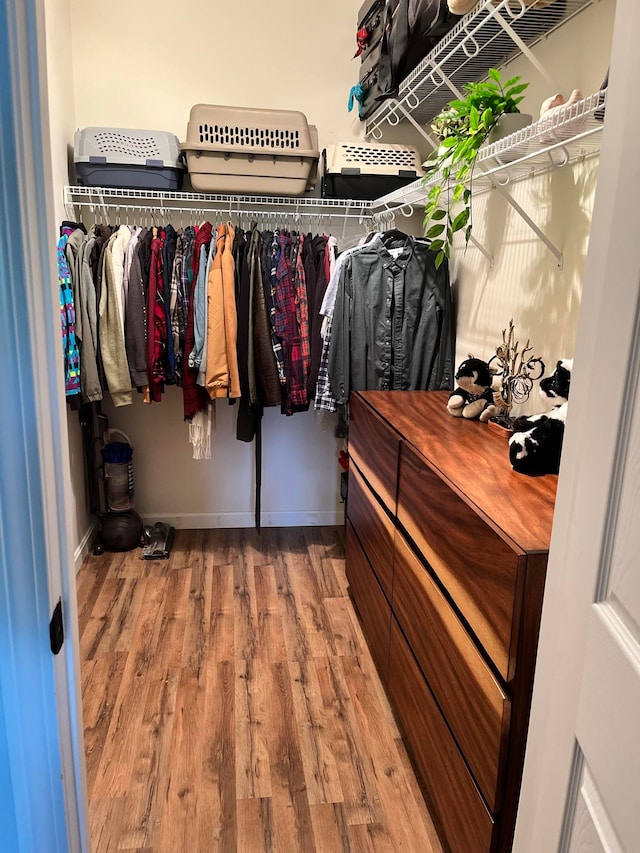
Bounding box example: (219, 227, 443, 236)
(447, 357, 500, 419)
(538, 88, 583, 143)
(508, 359, 572, 476)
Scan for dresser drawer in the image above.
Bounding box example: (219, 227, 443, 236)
(349, 392, 400, 514)
(388, 618, 495, 853)
(346, 464, 394, 602)
(346, 520, 390, 683)
(393, 530, 510, 812)
(398, 443, 523, 681)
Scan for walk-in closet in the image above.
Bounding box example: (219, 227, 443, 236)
(5, 0, 640, 852)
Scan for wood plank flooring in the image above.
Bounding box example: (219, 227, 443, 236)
(77, 527, 442, 852)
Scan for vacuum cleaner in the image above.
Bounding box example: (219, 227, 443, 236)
(82, 405, 174, 558)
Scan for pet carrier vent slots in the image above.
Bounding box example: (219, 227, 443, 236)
(182, 104, 320, 195)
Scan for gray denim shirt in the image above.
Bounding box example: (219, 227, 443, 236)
(327, 234, 454, 405)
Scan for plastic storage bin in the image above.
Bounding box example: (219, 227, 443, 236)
(181, 105, 320, 195)
(74, 127, 185, 191)
(322, 142, 424, 200)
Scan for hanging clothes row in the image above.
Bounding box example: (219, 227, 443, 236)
(58, 219, 338, 420)
(57, 219, 453, 457)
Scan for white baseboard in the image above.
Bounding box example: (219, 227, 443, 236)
(139, 510, 345, 529)
(74, 518, 99, 572)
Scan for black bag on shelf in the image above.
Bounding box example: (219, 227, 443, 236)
(356, 0, 387, 59)
(358, 44, 385, 119)
(378, 0, 461, 99)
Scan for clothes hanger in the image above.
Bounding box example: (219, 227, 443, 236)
(379, 227, 410, 246)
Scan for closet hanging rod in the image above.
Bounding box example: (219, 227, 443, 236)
(67, 201, 371, 220)
(63, 185, 371, 213)
(64, 201, 374, 232)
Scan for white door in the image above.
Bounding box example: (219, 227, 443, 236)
(514, 1, 640, 850)
(2, 0, 88, 849)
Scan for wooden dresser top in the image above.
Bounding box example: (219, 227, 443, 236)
(355, 390, 557, 554)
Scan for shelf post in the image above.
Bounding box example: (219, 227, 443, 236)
(487, 176, 564, 268)
(468, 234, 495, 268)
(393, 101, 439, 151)
(491, 5, 561, 93)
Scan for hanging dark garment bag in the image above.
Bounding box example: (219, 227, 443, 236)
(377, 0, 461, 99)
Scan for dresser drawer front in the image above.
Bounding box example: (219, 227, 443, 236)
(347, 464, 394, 601)
(346, 521, 390, 683)
(388, 618, 495, 853)
(398, 444, 522, 680)
(393, 530, 510, 812)
(349, 393, 400, 514)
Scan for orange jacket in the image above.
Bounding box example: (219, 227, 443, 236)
(205, 224, 241, 400)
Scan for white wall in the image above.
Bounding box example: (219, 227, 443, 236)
(101, 394, 344, 528)
(448, 0, 615, 415)
(69, 0, 367, 149)
(43, 0, 94, 558)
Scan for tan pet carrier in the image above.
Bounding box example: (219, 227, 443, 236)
(182, 105, 320, 195)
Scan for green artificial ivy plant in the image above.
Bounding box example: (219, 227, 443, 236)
(422, 68, 529, 268)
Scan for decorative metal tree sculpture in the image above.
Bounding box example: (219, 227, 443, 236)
(488, 320, 545, 427)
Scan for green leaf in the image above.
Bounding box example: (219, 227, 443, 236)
(425, 223, 445, 238)
(488, 68, 501, 83)
(444, 243, 451, 258)
(469, 106, 479, 131)
(431, 208, 447, 220)
(439, 136, 459, 149)
(505, 83, 529, 97)
(452, 183, 464, 202)
(451, 138, 474, 163)
(429, 239, 444, 252)
(463, 188, 471, 203)
(481, 108, 494, 130)
(452, 209, 470, 232)
(435, 251, 445, 269)
(504, 76, 521, 88)
(465, 224, 473, 244)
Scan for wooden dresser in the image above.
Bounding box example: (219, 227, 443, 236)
(346, 390, 558, 853)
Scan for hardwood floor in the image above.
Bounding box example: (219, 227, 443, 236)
(77, 527, 442, 852)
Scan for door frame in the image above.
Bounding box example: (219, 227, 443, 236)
(1, 0, 88, 849)
(514, 0, 636, 848)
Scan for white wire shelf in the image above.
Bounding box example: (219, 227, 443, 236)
(63, 186, 373, 222)
(365, 0, 594, 137)
(372, 89, 606, 212)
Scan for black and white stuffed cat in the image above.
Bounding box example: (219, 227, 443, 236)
(508, 359, 572, 476)
(447, 357, 500, 420)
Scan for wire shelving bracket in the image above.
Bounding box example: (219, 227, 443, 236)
(371, 89, 606, 268)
